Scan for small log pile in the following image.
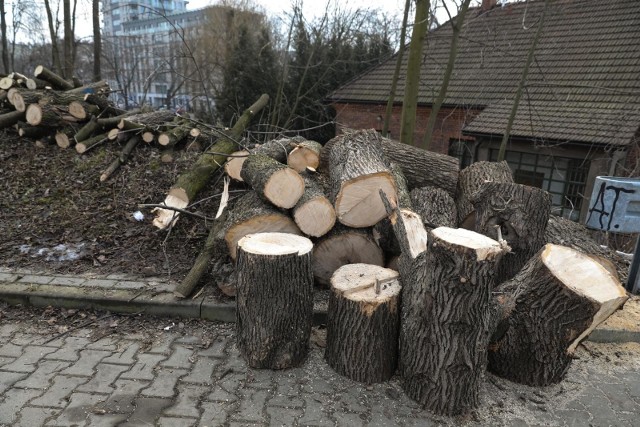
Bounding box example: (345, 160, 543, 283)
(0, 66, 223, 182)
(179, 128, 631, 418)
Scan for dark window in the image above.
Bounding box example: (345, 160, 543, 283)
(514, 170, 544, 188)
(448, 139, 473, 169)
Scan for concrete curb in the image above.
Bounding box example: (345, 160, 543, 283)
(0, 270, 637, 344)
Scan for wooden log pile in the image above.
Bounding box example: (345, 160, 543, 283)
(0, 66, 223, 182)
(181, 128, 631, 418)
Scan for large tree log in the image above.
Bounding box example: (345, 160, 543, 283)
(25, 104, 79, 127)
(74, 116, 99, 143)
(329, 129, 397, 228)
(287, 139, 323, 172)
(153, 94, 269, 229)
(223, 191, 302, 261)
(473, 182, 551, 283)
(241, 154, 305, 209)
(34, 65, 74, 90)
(456, 160, 514, 228)
(158, 119, 192, 147)
(488, 244, 628, 386)
(17, 122, 52, 139)
(312, 224, 385, 286)
(118, 110, 175, 131)
(84, 93, 126, 117)
(292, 172, 336, 237)
(225, 137, 298, 182)
(75, 132, 108, 154)
(236, 232, 314, 369)
(95, 109, 141, 128)
(0, 110, 25, 128)
(325, 264, 401, 383)
(410, 186, 457, 230)
(8, 89, 40, 112)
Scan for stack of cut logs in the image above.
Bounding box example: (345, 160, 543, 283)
(211, 129, 629, 417)
(0, 67, 214, 181)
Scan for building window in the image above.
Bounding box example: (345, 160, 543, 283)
(489, 149, 590, 221)
(448, 139, 473, 169)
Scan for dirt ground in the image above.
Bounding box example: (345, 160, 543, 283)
(0, 129, 227, 285)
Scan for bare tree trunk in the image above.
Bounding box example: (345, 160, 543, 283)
(497, 0, 550, 161)
(44, 0, 63, 74)
(92, 0, 101, 81)
(423, 0, 472, 149)
(0, 0, 9, 73)
(63, 0, 73, 78)
(399, 0, 430, 146)
(382, 0, 410, 136)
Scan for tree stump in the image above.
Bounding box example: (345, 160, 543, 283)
(312, 225, 384, 286)
(325, 264, 401, 383)
(399, 226, 507, 416)
(410, 186, 457, 230)
(241, 154, 305, 209)
(236, 232, 314, 369)
(488, 244, 628, 386)
(473, 182, 551, 282)
(329, 129, 397, 227)
(456, 160, 513, 228)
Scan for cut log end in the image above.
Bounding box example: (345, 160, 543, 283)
(293, 197, 336, 238)
(238, 232, 313, 256)
(431, 226, 507, 261)
(68, 101, 87, 120)
(224, 150, 248, 181)
(336, 173, 396, 227)
(288, 145, 321, 172)
(264, 168, 305, 209)
(55, 132, 71, 149)
(542, 244, 628, 352)
(392, 209, 429, 259)
(226, 215, 302, 260)
(152, 191, 189, 229)
(25, 104, 42, 126)
(331, 263, 401, 306)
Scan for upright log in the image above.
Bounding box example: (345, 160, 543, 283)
(329, 129, 397, 228)
(236, 232, 314, 369)
(400, 227, 507, 416)
(241, 154, 305, 209)
(325, 264, 401, 383)
(473, 182, 551, 283)
(456, 160, 513, 228)
(410, 186, 457, 230)
(488, 244, 628, 386)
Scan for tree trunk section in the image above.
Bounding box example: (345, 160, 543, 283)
(473, 182, 551, 283)
(287, 140, 323, 172)
(401, 227, 507, 416)
(329, 129, 397, 228)
(410, 186, 457, 230)
(0, 110, 25, 128)
(34, 65, 73, 90)
(100, 135, 140, 182)
(488, 244, 628, 386)
(241, 154, 305, 209)
(236, 232, 314, 369)
(75, 132, 107, 154)
(292, 172, 336, 237)
(312, 224, 384, 286)
(225, 137, 297, 182)
(325, 264, 401, 383)
(456, 160, 513, 228)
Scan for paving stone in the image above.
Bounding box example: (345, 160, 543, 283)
(368, 407, 401, 427)
(47, 392, 106, 426)
(61, 349, 111, 376)
(0, 388, 43, 425)
(246, 368, 274, 389)
(10, 332, 50, 346)
(232, 388, 269, 423)
(196, 339, 226, 358)
(0, 371, 28, 394)
(333, 411, 366, 426)
(14, 406, 60, 427)
(17, 275, 53, 285)
(113, 280, 147, 290)
(269, 394, 305, 408)
(273, 370, 303, 396)
(13, 360, 71, 389)
(337, 387, 369, 413)
(266, 405, 303, 425)
(84, 413, 129, 427)
(120, 353, 166, 381)
(161, 345, 195, 368)
(0, 342, 25, 358)
(157, 416, 198, 427)
(44, 336, 91, 362)
(145, 336, 176, 355)
(101, 342, 140, 365)
(48, 276, 87, 287)
(599, 383, 640, 413)
(100, 379, 150, 413)
(181, 357, 220, 385)
(216, 372, 246, 394)
(120, 397, 173, 426)
(174, 335, 203, 345)
(140, 367, 187, 398)
(84, 279, 117, 289)
(1, 345, 57, 373)
(0, 355, 15, 368)
(0, 272, 19, 282)
(75, 363, 130, 394)
(199, 400, 235, 426)
(164, 383, 208, 418)
(0, 322, 20, 338)
(86, 336, 120, 351)
(30, 375, 88, 408)
(298, 397, 334, 427)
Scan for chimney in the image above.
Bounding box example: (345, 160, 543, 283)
(481, 0, 498, 11)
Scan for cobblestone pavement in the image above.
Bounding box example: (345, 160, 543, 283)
(1, 310, 639, 427)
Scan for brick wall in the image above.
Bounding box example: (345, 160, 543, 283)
(331, 102, 482, 155)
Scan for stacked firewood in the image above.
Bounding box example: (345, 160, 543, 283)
(203, 128, 629, 417)
(0, 67, 214, 181)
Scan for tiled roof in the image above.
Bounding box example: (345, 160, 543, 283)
(328, 0, 640, 147)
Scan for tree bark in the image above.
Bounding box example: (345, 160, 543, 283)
(292, 171, 336, 238)
(410, 186, 457, 230)
(34, 65, 73, 90)
(241, 154, 305, 209)
(225, 137, 297, 182)
(0, 0, 9, 74)
(75, 132, 107, 154)
(158, 120, 192, 147)
(63, 0, 74, 78)
(329, 129, 397, 227)
(236, 232, 314, 369)
(488, 244, 628, 386)
(100, 135, 140, 182)
(473, 182, 551, 283)
(74, 116, 98, 143)
(312, 224, 384, 286)
(456, 160, 513, 228)
(92, 0, 101, 81)
(0, 110, 25, 128)
(325, 264, 401, 383)
(26, 104, 78, 127)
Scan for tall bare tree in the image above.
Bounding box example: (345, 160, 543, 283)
(63, 0, 73, 78)
(93, 0, 101, 80)
(43, 0, 63, 74)
(400, 0, 430, 146)
(0, 0, 9, 72)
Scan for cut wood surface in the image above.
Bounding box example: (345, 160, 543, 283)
(224, 137, 297, 182)
(241, 154, 305, 209)
(224, 150, 249, 181)
(287, 140, 323, 172)
(373, 164, 412, 256)
(33, 65, 74, 90)
(325, 264, 401, 383)
(488, 243, 628, 386)
(236, 232, 314, 369)
(292, 172, 336, 237)
(223, 191, 302, 261)
(329, 129, 397, 228)
(456, 160, 513, 228)
(312, 224, 384, 286)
